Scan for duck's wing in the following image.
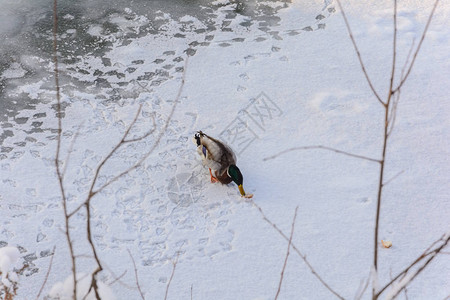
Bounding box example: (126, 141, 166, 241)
(199, 134, 236, 174)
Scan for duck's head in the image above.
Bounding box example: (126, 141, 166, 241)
(194, 131, 203, 146)
(227, 165, 247, 196)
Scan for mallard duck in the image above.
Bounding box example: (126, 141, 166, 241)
(194, 131, 252, 198)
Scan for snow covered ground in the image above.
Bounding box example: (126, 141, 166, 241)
(1, 0, 449, 299)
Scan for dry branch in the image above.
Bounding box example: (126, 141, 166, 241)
(127, 250, 145, 300)
(81, 60, 188, 298)
(93, 56, 189, 195)
(35, 246, 56, 300)
(335, 0, 385, 106)
(393, 0, 440, 93)
(354, 272, 370, 300)
(82, 58, 188, 297)
(376, 234, 450, 298)
(52, 0, 77, 298)
(52, 0, 191, 293)
(335, 1, 442, 299)
(264, 145, 380, 163)
(274, 207, 298, 300)
(164, 253, 180, 300)
(250, 200, 345, 300)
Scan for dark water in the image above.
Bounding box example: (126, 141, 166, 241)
(0, 0, 295, 146)
(0, 0, 337, 151)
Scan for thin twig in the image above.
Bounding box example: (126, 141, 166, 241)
(335, 0, 385, 106)
(35, 246, 56, 300)
(79, 59, 189, 296)
(127, 249, 145, 300)
(388, 0, 398, 101)
(401, 39, 416, 79)
(68, 105, 143, 217)
(354, 272, 370, 300)
(376, 234, 450, 298)
(335, 0, 442, 299)
(70, 55, 188, 299)
(373, 0, 439, 282)
(124, 113, 156, 143)
(52, 0, 77, 298)
(386, 90, 401, 137)
(62, 123, 84, 180)
(393, 0, 440, 93)
(274, 207, 299, 300)
(382, 170, 404, 187)
(404, 286, 409, 300)
(107, 270, 128, 286)
(164, 252, 180, 300)
(85, 104, 143, 201)
(264, 145, 381, 163)
(385, 0, 398, 140)
(93, 56, 189, 194)
(386, 237, 449, 300)
(387, 38, 414, 137)
(250, 200, 345, 300)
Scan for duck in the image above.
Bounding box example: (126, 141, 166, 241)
(194, 131, 252, 198)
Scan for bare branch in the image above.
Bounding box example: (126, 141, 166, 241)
(68, 56, 188, 300)
(386, 90, 401, 137)
(106, 270, 128, 286)
(400, 39, 416, 85)
(35, 246, 56, 300)
(68, 202, 84, 218)
(86, 104, 143, 200)
(275, 207, 299, 300)
(101, 261, 137, 289)
(382, 170, 404, 187)
(388, 0, 398, 100)
(387, 37, 414, 137)
(335, 0, 442, 298)
(127, 249, 145, 300)
(250, 200, 345, 300)
(84, 222, 103, 299)
(264, 145, 381, 163)
(335, 0, 385, 106)
(62, 123, 84, 180)
(376, 234, 450, 298)
(393, 0, 440, 93)
(94, 56, 189, 194)
(164, 252, 180, 300)
(124, 112, 156, 143)
(354, 272, 370, 300)
(52, 0, 77, 298)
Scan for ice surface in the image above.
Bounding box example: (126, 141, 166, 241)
(1, 0, 449, 299)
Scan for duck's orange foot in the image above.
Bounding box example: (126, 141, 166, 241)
(209, 168, 219, 183)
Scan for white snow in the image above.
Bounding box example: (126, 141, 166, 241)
(0, 247, 21, 288)
(1, 63, 27, 80)
(0, 247, 20, 274)
(48, 273, 117, 300)
(0, 0, 449, 299)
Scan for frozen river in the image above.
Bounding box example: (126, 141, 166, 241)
(4, 1, 445, 299)
(0, 0, 305, 146)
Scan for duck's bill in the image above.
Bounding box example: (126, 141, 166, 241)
(238, 185, 253, 198)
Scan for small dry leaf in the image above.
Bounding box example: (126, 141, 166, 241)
(243, 194, 254, 199)
(381, 240, 392, 248)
